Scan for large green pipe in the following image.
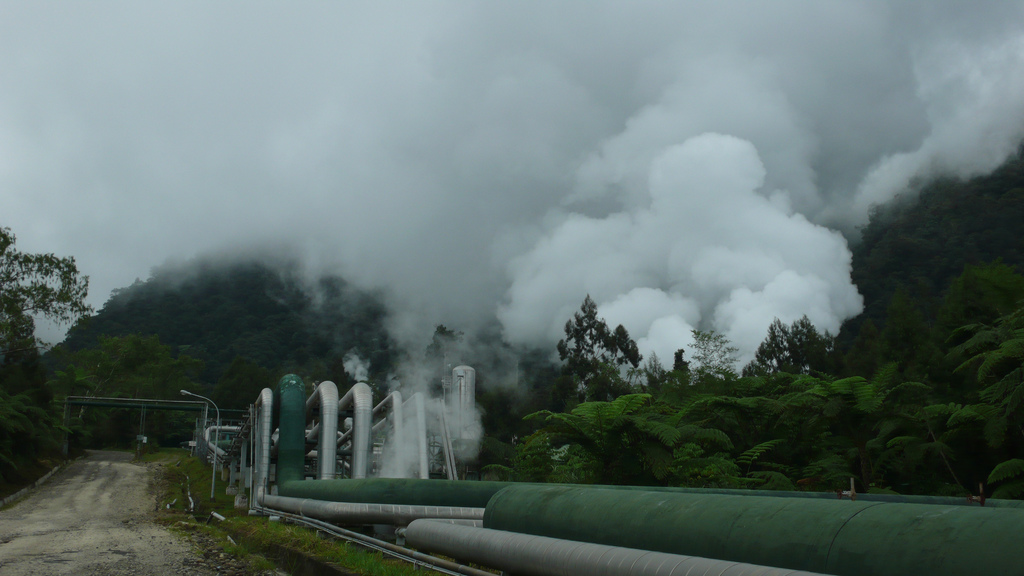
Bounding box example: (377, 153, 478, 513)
(274, 374, 307, 485)
(280, 478, 512, 508)
(483, 485, 1024, 576)
(656, 486, 1024, 508)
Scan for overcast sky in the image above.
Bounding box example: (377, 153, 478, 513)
(4, 1, 1024, 364)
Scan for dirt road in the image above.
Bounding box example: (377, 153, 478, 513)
(0, 450, 216, 575)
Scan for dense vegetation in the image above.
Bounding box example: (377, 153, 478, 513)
(2, 147, 1024, 497)
(844, 144, 1024, 342)
(62, 259, 394, 392)
(485, 285, 1024, 498)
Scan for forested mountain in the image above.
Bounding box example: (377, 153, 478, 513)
(844, 145, 1024, 339)
(60, 259, 395, 394)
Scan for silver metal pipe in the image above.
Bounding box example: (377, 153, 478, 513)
(252, 505, 494, 576)
(203, 425, 241, 459)
(414, 393, 428, 479)
(253, 388, 273, 504)
(305, 381, 339, 479)
(404, 520, 832, 576)
(451, 366, 475, 439)
(337, 382, 372, 479)
(260, 493, 484, 526)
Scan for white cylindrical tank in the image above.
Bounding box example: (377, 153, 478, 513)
(451, 365, 476, 439)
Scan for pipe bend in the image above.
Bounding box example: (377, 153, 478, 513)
(307, 381, 339, 479)
(348, 383, 373, 479)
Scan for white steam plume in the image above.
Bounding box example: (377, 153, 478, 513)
(500, 133, 863, 366)
(342, 351, 370, 383)
(5, 3, 1024, 358)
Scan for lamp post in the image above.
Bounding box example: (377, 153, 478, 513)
(181, 390, 220, 501)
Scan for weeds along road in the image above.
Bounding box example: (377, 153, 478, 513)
(0, 450, 216, 576)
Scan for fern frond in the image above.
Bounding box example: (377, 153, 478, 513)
(988, 458, 1024, 484)
(737, 439, 784, 466)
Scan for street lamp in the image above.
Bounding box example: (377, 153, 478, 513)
(181, 390, 220, 501)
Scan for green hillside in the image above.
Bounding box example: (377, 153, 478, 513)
(61, 259, 395, 392)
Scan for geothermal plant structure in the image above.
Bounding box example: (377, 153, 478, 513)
(200, 372, 1024, 576)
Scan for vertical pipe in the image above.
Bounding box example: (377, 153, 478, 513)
(351, 383, 372, 479)
(415, 393, 428, 479)
(275, 374, 306, 485)
(253, 388, 273, 502)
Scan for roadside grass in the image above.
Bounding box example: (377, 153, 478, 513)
(0, 456, 65, 500)
(230, 517, 424, 576)
(152, 450, 426, 576)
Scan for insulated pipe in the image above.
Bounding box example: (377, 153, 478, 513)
(336, 382, 372, 479)
(203, 425, 241, 459)
(275, 374, 307, 485)
(414, 394, 428, 479)
(451, 366, 475, 439)
(260, 493, 483, 526)
(253, 388, 273, 502)
(403, 520, 830, 576)
(304, 381, 339, 479)
(483, 485, 1024, 576)
(278, 477, 514, 508)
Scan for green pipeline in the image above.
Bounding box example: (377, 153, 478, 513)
(272, 375, 1024, 576)
(274, 374, 307, 485)
(483, 484, 1024, 576)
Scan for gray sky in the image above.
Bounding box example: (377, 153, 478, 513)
(4, 1, 1024, 363)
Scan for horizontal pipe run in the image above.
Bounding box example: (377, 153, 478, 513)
(253, 505, 493, 576)
(483, 485, 1024, 576)
(277, 478, 515, 508)
(261, 493, 484, 526)
(404, 520, 831, 576)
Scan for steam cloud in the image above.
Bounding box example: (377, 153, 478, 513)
(4, 2, 1024, 362)
(500, 133, 862, 365)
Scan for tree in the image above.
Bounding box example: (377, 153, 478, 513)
(51, 334, 204, 450)
(213, 356, 273, 410)
(0, 226, 90, 481)
(556, 296, 641, 403)
(525, 393, 732, 485)
(949, 303, 1024, 495)
(689, 329, 738, 383)
(0, 226, 91, 359)
(743, 316, 837, 377)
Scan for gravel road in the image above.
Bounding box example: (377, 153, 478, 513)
(0, 450, 219, 575)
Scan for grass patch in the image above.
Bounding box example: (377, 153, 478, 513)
(229, 517, 422, 576)
(155, 453, 429, 576)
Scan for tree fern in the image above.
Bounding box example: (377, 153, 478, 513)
(737, 439, 784, 467)
(988, 459, 1024, 499)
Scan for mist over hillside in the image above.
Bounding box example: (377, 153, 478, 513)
(58, 142, 1024, 390)
(62, 258, 395, 386)
(8, 3, 1024, 367)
